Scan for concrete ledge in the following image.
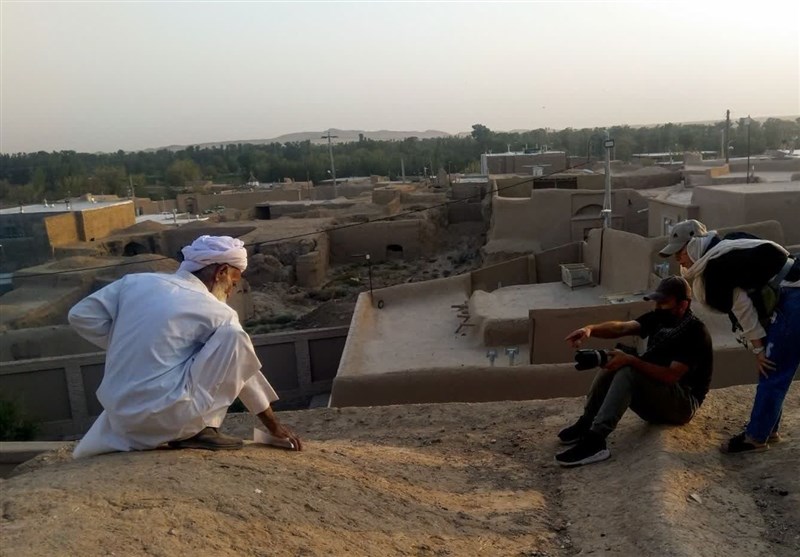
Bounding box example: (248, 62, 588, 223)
(331, 363, 592, 407)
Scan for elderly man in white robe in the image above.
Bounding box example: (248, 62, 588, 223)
(69, 235, 302, 458)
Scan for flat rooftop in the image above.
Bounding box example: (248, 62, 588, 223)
(484, 151, 565, 157)
(258, 198, 356, 207)
(0, 199, 132, 216)
(344, 280, 649, 377)
(639, 186, 694, 206)
(473, 283, 642, 317)
(341, 275, 742, 380)
(701, 181, 800, 193)
(135, 213, 209, 226)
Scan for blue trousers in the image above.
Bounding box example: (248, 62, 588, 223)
(745, 287, 800, 443)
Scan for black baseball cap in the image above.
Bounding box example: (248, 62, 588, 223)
(644, 276, 692, 302)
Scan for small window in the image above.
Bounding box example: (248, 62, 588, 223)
(663, 217, 675, 236)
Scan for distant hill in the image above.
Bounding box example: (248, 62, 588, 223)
(148, 129, 452, 152)
(495, 115, 800, 134)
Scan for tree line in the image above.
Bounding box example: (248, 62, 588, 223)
(1, 117, 797, 205)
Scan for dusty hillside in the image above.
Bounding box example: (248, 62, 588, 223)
(1, 385, 798, 557)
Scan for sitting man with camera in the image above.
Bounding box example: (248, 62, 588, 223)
(556, 276, 713, 467)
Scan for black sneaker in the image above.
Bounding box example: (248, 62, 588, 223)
(557, 416, 591, 445)
(168, 427, 244, 451)
(556, 431, 610, 467)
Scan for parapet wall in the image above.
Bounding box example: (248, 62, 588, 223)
(529, 301, 652, 364)
(470, 255, 536, 293)
(0, 326, 349, 439)
(584, 228, 662, 294)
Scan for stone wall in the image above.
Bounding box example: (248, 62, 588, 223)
(693, 184, 800, 245)
(296, 233, 330, 288)
(484, 188, 648, 262)
(134, 198, 178, 215)
(176, 189, 311, 213)
(328, 219, 437, 263)
(43, 213, 81, 247)
(647, 198, 701, 237)
(77, 202, 135, 242)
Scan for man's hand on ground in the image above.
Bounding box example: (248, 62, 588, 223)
(756, 351, 776, 378)
(257, 408, 303, 451)
(267, 421, 303, 451)
(565, 327, 591, 348)
(601, 349, 631, 372)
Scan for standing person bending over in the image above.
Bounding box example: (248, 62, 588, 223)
(69, 235, 302, 459)
(659, 219, 800, 454)
(556, 276, 713, 467)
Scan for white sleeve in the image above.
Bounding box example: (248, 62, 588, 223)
(68, 278, 125, 349)
(232, 326, 279, 414)
(238, 372, 279, 415)
(731, 287, 767, 341)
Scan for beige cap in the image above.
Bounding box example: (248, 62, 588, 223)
(659, 220, 708, 257)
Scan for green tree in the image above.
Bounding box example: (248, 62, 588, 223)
(91, 165, 128, 196)
(471, 124, 494, 150)
(165, 159, 201, 190)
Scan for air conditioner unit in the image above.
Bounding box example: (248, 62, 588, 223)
(560, 263, 594, 289)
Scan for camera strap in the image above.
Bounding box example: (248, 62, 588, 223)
(639, 310, 698, 361)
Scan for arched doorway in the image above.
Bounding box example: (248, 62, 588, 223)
(123, 242, 149, 256)
(386, 244, 404, 260)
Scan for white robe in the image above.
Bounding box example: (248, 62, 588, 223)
(68, 270, 278, 458)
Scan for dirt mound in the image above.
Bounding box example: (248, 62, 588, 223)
(2, 386, 798, 556)
(117, 220, 168, 235)
(627, 166, 672, 176)
(291, 300, 356, 329)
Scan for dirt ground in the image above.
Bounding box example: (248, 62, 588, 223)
(2, 385, 798, 557)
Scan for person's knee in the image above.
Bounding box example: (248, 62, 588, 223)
(613, 366, 637, 383)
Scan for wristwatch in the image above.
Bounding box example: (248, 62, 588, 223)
(752, 346, 765, 355)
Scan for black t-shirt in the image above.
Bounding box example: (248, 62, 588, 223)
(635, 310, 714, 404)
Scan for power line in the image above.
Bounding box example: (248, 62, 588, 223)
(13, 160, 594, 279)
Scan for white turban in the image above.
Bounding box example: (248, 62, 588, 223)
(178, 235, 248, 273)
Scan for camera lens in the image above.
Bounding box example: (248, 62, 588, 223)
(574, 349, 601, 371)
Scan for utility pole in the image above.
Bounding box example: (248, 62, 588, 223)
(128, 175, 136, 215)
(602, 131, 614, 229)
(746, 115, 752, 184)
(725, 109, 731, 163)
(401, 157, 406, 183)
(321, 130, 338, 197)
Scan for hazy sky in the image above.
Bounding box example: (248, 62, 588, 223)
(2, 0, 798, 153)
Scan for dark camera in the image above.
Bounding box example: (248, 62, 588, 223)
(574, 349, 610, 370)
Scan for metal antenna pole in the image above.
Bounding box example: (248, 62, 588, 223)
(746, 115, 752, 184)
(725, 109, 731, 163)
(321, 130, 339, 197)
(602, 131, 614, 229)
